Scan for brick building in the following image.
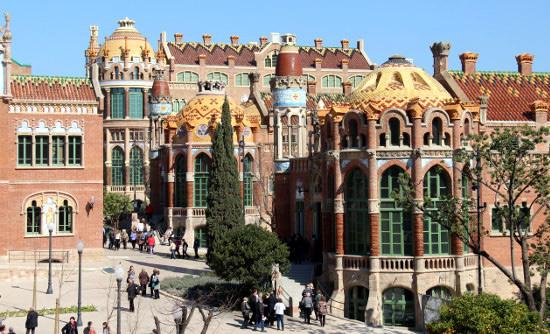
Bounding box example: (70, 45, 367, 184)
(0, 14, 103, 259)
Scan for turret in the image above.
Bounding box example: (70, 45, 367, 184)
(149, 68, 171, 117)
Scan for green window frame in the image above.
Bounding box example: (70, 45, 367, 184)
(383, 288, 415, 327)
(380, 167, 412, 256)
(264, 52, 278, 68)
(35, 136, 49, 166)
(111, 147, 124, 186)
(302, 74, 315, 83)
(174, 155, 186, 207)
(349, 75, 365, 88)
(176, 71, 199, 83)
(52, 136, 65, 165)
(68, 136, 82, 166)
(58, 200, 73, 233)
(206, 72, 228, 84)
(344, 169, 370, 255)
(195, 226, 207, 248)
(347, 286, 368, 322)
(321, 75, 342, 88)
(194, 154, 210, 207)
(110, 88, 125, 119)
(17, 135, 32, 166)
(129, 88, 143, 119)
(235, 73, 250, 87)
(26, 200, 41, 235)
(263, 74, 275, 87)
(492, 205, 530, 233)
(423, 167, 451, 255)
(427, 286, 453, 301)
(129, 146, 143, 185)
(243, 155, 253, 207)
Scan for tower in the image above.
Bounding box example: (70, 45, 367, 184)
(272, 34, 307, 171)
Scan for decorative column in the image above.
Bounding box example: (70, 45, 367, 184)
(332, 120, 344, 255)
(449, 106, 464, 256)
(124, 128, 131, 191)
(105, 88, 111, 119)
(409, 104, 424, 257)
(367, 115, 380, 256)
(124, 87, 130, 119)
(142, 88, 149, 118)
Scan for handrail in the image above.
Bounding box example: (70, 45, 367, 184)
(277, 285, 294, 318)
(313, 279, 345, 310)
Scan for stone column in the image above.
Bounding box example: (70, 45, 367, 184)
(186, 144, 194, 208)
(332, 121, 344, 255)
(410, 109, 424, 257)
(451, 113, 464, 256)
(367, 117, 380, 256)
(142, 88, 149, 118)
(105, 88, 111, 119)
(124, 87, 130, 119)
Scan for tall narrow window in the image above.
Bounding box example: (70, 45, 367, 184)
(17, 135, 32, 166)
(26, 200, 41, 235)
(129, 88, 143, 119)
(129, 146, 144, 185)
(68, 136, 82, 166)
(52, 136, 65, 165)
(114, 67, 120, 80)
(58, 200, 73, 233)
(174, 156, 186, 207)
(432, 118, 443, 145)
(295, 201, 304, 236)
(206, 72, 228, 84)
(176, 71, 199, 83)
(423, 167, 451, 255)
(389, 118, 400, 146)
(264, 51, 278, 68)
(111, 147, 124, 186)
(194, 154, 210, 207)
(235, 73, 250, 87)
(380, 166, 412, 255)
(243, 155, 253, 207)
(133, 67, 139, 80)
(111, 88, 125, 119)
(35, 136, 49, 166)
(348, 119, 358, 148)
(345, 169, 370, 255)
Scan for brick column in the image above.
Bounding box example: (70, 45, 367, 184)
(142, 88, 149, 118)
(411, 112, 424, 257)
(451, 115, 464, 255)
(124, 87, 130, 119)
(167, 147, 175, 208)
(105, 88, 111, 119)
(367, 117, 380, 256)
(333, 120, 344, 255)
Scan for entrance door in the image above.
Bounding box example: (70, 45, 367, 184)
(347, 286, 368, 322)
(383, 287, 415, 327)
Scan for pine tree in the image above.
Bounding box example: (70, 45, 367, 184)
(206, 97, 244, 263)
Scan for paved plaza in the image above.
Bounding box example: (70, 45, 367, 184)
(0, 245, 417, 333)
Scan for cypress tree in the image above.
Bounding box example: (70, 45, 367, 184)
(206, 97, 244, 263)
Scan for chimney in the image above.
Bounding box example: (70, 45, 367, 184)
(227, 55, 235, 67)
(478, 95, 489, 123)
(459, 52, 479, 74)
(230, 35, 239, 46)
(342, 81, 352, 97)
(314, 38, 323, 48)
(307, 81, 317, 95)
(198, 54, 206, 66)
(356, 39, 365, 52)
(202, 34, 212, 46)
(516, 53, 534, 75)
(174, 33, 183, 45)
(430, 41, 451, 75)
(531, 100, 548, 124)
(341, 39, 349, 50)
(314, 58, 322, 70)
(259, 36, 268, 47)
(340, 58, 349, 70)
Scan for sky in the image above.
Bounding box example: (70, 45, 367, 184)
(2, 0, 549, 76)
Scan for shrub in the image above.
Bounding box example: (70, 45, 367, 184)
(427, 293, 544, 334)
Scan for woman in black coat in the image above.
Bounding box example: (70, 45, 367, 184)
(25, 308, 38, 334)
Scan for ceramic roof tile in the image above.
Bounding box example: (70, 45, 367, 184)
(449, 71, 550, 121)
(11, 75, 97, 101)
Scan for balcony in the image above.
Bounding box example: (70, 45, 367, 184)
(169, 206, 260, 219)
(105, 185, 145, 193)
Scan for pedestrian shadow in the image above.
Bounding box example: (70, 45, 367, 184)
(125, 259, 211, 276)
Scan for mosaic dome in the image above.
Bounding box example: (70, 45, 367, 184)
(98, 18, 155, 61)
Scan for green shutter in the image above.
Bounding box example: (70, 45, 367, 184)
(111, 88, 125, 119)
(345, 169, 370, 255)
(111, 147, 124, 186)
(129, 88, 143, 119)
(244, 156, 253, 206)
(35, 136, 49, 165)
(423, 168, 451, 255)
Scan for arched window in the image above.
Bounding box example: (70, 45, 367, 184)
(463, 118, 470, 137)
(174, 155, 186, 207)
(345, 169, 370, 255)
(263, 74, 275, 87)
(207, 72, 228, 84)
(176, 71, 199, 84)
(129, 147, 144, 185)
(347, 286, 368, 322)
(111, 147, 124, 186)
(427, 286, 453, 301)
(133, 67, 139, 80)
(302, 74, 315, 83)
(114, 67, 120, 80)
(235, 73, 251, 87)
(58, 200, 73, 234)
(423, 166, 451, 255)
(264, 51, 278, 68)
(382, 288, 415, 327)
(348, 119, 358, 148)
(110, 88, 125, 119)
(432, 117, 443, 145)
(321, 75, 342, 88)
(348, 75, 365, 88)
(129, 88, 143, 119)
(243, 155, 253, 207)
(26, 200, 41, 235)
(194, 154, 211, 207)
(380, 166, 412, 255)
(389, 118, 400, 146)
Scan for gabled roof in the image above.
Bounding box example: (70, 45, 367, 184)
(168, 42, 371, 69)
(11, 75, 97, 102)
(448, 71, 550, 121)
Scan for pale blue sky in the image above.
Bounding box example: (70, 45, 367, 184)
(3, 0, 549, 76)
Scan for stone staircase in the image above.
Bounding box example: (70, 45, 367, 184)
(279, 263, 314, 317)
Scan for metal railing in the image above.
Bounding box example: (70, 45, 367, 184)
(278, 285, 294, 318)
(8, 250, 69, 263)
(313, 278, 345, 315)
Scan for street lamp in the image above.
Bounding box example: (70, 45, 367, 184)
(115, 264, 124, 334)
(46, 222, 55, 294)
(238, 136, 246, 218)
(76, 240, 84, 326)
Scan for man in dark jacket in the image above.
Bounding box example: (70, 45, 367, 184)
(61, 316, 78, 334)
(138, 269, 149, 297)
(25, 307, 38, 334)
(193, 238, 200, 259)
(127, 280, 139, 312)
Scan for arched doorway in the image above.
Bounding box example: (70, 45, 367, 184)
(344, 168, 370, 255)
(347, 286, 368, 322)
(383, 287, 415, 327)
(427, 286, 453, 301)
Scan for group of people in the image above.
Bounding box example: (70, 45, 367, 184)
(20, 312, 111, 334)
(126, 266, 162, 311)
(168, 235, 200, 259)
(241, 289, 286, 331)
(298, 283, 328, 327)
(103, 226, 159, 254)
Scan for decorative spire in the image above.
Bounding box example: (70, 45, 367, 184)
(117, 17, 135, 28)
(2, 12, 11, 42)
(86, 25, 99, 58)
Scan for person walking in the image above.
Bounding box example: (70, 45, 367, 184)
(130, 230, 137, 249)
(174, 237, 181, 258)
(24, 307, 38, 334)
(121, 229, 129, 249)
(114, 230, 121, 250)
(127, 280, 139, 312)
(138, 268, 149, 297)
(83, 321, 96, 334)
(147, 234, 156, 254)
(267, 291, 277, 327)
(169, 239, 177, 259)
(182, 239, 189, 258)
(127, 266, 136, 284)
(138, 232, 145, 252)
(61, 316, 78, 334)
(313, 289, 322, 321)
(274, 298, 286, 331)
(108, 230, 115, 250)
(254, 297, 265, 332)
(301, 292, 313, 324)
(317, 295, 328, 327)
(150, 269, 160, 299)
(241, 297, 251, 329)
(193, 238, 199, 259)
(101, 322, 111, 334)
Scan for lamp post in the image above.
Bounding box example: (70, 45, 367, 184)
(76, 240, 84, 326)
(46, 222, 55, 294)
(238, 136, 246, 218)
(115, 265, 124, 334)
